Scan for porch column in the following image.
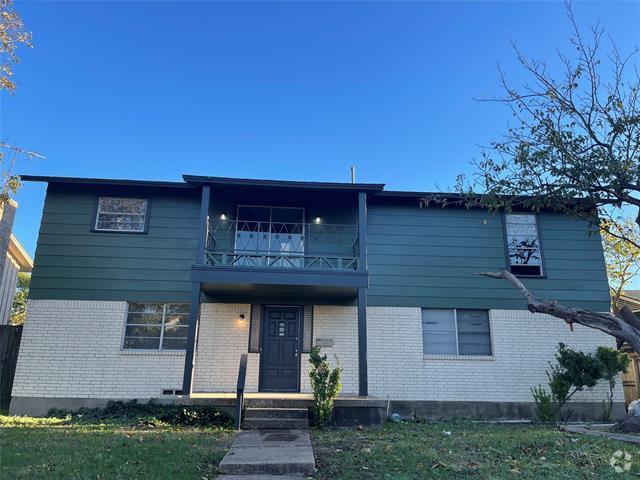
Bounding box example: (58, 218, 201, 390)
(182, 184, 211, 395)
(182, 282, 202, 394)
(195, 184, 211, 265)
(357, 191, 368, 397)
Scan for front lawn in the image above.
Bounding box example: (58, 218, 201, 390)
(0, 413, 235, 479)
(312, 421, 640, 479)
(4, 414, 640, 479)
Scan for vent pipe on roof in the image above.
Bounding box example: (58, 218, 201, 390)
(350, 166, 356, 184)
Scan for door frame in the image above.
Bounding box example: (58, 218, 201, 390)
(258, 304, 303, 393)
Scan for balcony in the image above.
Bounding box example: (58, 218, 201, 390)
(205, 219, 359, 271)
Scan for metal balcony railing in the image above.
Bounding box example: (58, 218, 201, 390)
(205, 219, 359, 270)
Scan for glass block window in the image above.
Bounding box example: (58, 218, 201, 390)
(95, 197, 148, 232)
(248, 305, 262, 353)
(302, 305, 313, 353)
(422, 309, 492, 356)
(123, 303, 189, 350)
(505, 213, 543, 276)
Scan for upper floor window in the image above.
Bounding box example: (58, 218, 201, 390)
(123, 303, 189, 350)
(505, 213, 543, 276)
(95, 197, 148, 232)
(422, 308, 492, 356)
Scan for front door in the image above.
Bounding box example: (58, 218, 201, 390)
(260, 306, 301, 392)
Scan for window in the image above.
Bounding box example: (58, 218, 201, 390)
(95, 197, 148, 232)
(123, 303, 190, 350)
(422, 309, 492, 356)
(505, 213, 543, 276)
(235, 205, 305, 267)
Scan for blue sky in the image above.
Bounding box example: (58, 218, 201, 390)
(2, 1, 639, 262)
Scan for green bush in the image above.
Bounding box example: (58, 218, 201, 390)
(596, 347, 630, 421)
(547, 343, 602, 421)
(49, 400, 233, 428)
(308, 346, 342, 428)
(531, 385, 555, 422)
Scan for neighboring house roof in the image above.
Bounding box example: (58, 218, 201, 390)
(8, 235, 33, 273)
(618, 290, 640, 314)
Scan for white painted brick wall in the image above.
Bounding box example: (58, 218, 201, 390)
(300, 306, 359, 395)
(13, 301, 622, 405)
(193, 305, 359, 395)
(192, 303, 259, 392)
(367, 307, 624, 403)
(12, 300, 185, 399)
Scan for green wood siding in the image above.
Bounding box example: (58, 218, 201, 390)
(366, 202, 611, 310)
(28, 182, 611, 311)
(29, 184, 201, 302)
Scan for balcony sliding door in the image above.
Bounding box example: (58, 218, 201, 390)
(235, 205, 305, 267)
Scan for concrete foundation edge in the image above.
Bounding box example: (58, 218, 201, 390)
(10, 396, 627, 422)
(388, 400, 627, 421)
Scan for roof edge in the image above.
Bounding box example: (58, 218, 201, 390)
(20, 175, 195, 189)
(182, 174, 385, 191)
(8, 234, 33, 272)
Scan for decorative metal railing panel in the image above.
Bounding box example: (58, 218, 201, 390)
(205, 219, 359, 270)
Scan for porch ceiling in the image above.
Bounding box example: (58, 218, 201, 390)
(200, 281, 357, 305)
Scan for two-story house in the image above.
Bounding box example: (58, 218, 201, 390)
(9, 174, 623, 421)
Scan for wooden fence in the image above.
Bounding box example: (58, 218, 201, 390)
(0, 324, 23, 410)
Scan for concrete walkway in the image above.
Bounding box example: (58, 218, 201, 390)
(218, 429, 315, 478)
(560, 424, 640, 445)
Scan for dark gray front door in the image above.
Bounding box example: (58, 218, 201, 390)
(260, 306, 300, 392)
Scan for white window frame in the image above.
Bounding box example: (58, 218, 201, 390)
(122, 302, 189, 351)
(95, 196, 149, 233)
(422, 308, 492, 357)
(504, 212, 543, 276)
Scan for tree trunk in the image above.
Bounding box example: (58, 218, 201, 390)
(478, 269, 640, 353)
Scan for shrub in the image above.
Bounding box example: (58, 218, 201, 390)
(308, 346, 342, 428)
(546, 343, 602, 421)
(596, 347, 630, 421)
(531, 385, 555, 422)
(49, 400, 232, 428)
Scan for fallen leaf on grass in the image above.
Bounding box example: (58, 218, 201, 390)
(431, 461, 447, 470)
(361, 447, 371, 453)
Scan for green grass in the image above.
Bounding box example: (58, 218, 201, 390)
(0, 414, 235, 479)
(312, 421, 640, 479)
(4, 415, 640, 479)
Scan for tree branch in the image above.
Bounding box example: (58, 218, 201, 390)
(478, 269, 640, 352)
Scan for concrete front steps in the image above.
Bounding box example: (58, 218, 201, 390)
(218, 430, 316, 476)
(242, 407, 309, 430)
